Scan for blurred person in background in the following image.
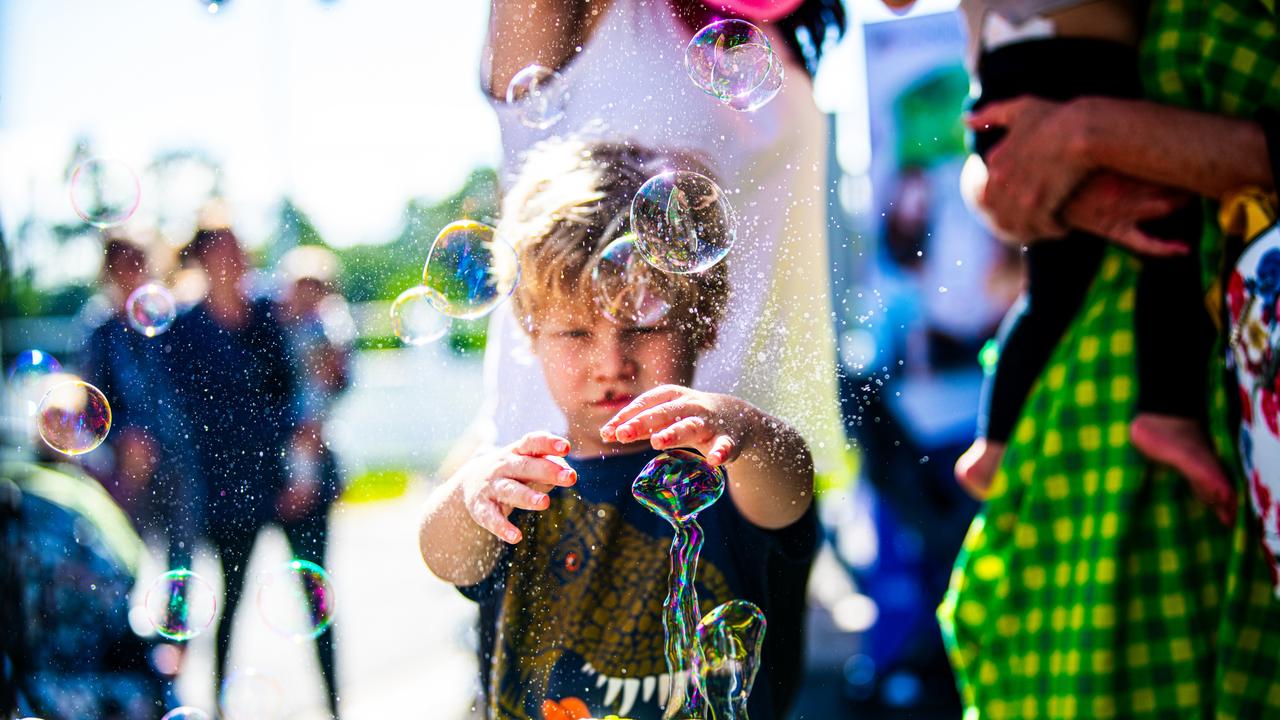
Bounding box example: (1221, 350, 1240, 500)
(81, 236, 204, 581)
(1, 438, 174, 719)
(168, 228, 338, 717)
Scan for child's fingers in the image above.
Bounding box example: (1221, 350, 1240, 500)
(706, 434, 738, 466)
(468, 496, 523, 544)
(502, 453, 577, 488)
(513, 431, 571, 458)
(490, 477, 550, 512)
(600, 385, 684, 440)
(614, 401, 698, 443)
(651, 416, 712, 450)
(964, 99, 1017, 130)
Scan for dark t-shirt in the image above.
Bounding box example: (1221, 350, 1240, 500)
(461, 448, 817, 720)
(165, 299, 296, 530)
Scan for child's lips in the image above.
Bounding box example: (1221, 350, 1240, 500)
(594, 393, 636, 410)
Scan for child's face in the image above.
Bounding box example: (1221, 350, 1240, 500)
(530, 303, 696, 455)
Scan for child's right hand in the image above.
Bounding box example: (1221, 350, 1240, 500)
(456, 431, 576, 544)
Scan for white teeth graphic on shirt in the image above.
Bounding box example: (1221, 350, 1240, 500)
(580, 662, 683, 716)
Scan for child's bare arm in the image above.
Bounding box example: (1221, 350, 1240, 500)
(419, 432, 576, 586)
(599, 386, 814, 530)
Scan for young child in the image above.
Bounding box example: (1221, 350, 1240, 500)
(418, 139, 818, 720)
(952, 0, 1228, 511)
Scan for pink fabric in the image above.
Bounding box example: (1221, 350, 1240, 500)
(700, 0, 804, 22)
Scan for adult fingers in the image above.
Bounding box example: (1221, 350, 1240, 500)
(1115, 229, 1190, 257)
(965, 99, 1020, 130)
(468, 495, 523, 544)
(490, 477, 551, 512)
(651, 416, 713, 451)
(502, 453, 577, 488)
(600, 385, 685, 441)
(512, 431, 571, 458)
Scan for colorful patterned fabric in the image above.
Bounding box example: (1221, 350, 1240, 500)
(939, 0, 1280, 716)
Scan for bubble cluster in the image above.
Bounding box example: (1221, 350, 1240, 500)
(592, 234, 672, 327)
(7, 349, 62, 383)
(257, 559, 336, 640)
(695, 600, 768, 719)
(685, 20, 784, 112)
(37, 380, 112, 455)
(390, 286, 449, 346)
(220, 669, 283, 720)
(160, 708, 212, 720)
(422, 221, 519, 319)
(144, 569, 218, 641)
(631, 171, 736, 275)
(505, 64, 568, 129)
(69, 157, 141, 228)
(126, 283, 178, 337)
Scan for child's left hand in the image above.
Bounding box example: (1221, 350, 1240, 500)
(599, 385, 756, 466)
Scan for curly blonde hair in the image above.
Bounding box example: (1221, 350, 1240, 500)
(501, 138, 729, 350)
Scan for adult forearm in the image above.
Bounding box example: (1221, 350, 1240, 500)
(419, 477, 503, 586)
(485, 0, 585, 98)
(1073, 97, 1273, 198)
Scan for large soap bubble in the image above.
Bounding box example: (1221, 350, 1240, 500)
(505, 64, 568, 129)
(631, 171, 735, 275)
(422, 221, 520, 319)
(69, 157, 141, 228)
(686, 20, 784, 111)
(220, 669, 282, 720)
(632, 449, 726, 526)
(591, 233, 672, 327)
(257, 559, 336, 640)
(37, 380, 112, 455)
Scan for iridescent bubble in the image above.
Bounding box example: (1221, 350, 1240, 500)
(591, 233, 672, 327)
(144, 569, 218, 641)
(37, 380, 112, 455)
(390, 286, 449, 345)
(694, 600, 768, 720)
(126, 283, 177, 337)
(257, 559, 336, 640)
(69, 157, 141, 228)
(685, 20, 783, 111)
(220, 669, 283, 720)
(505, 64, 568, 130)
(160, 708, 212, 720)
(633, 449, 726, 524)
(631, 171, 735, 275)
(422, 220, 519, 319)
(7, 350, 62, 383)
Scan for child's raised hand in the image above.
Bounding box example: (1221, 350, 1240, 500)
(599, 385, 755, 467)
(457, 431, 576, 544)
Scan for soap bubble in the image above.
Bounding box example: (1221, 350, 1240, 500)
(7, 350, 62, 384)
(422, 221, 519, 319)
(631, 171, 735, 274)
(632, 449, 726, 525)
(390, 286, 449, 346)
(144, 569, 217, 641)
(161, 708, 212, 720)
(126, 283, 178, 337)
(37, 380, 112, 455)
(257, 559, 336, 640)
(695, 600, 768, 717)
(591, 233, 672, 327)
(69, 157, 141, 228)
(686, 20, 784, 111)
(505, 64, 568, 129)
(220, 669, 282, 720)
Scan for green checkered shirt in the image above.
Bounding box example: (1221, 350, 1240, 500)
(939, 0, 1280, 717)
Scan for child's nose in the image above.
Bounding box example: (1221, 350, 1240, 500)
(594, 335, 637, 380)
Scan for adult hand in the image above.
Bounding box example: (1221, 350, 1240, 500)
(599, 384, 757, 467)
(1061, 172, 1194, 257)
(968, 97, 1093, 240)
(456, 432, 576, 544)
